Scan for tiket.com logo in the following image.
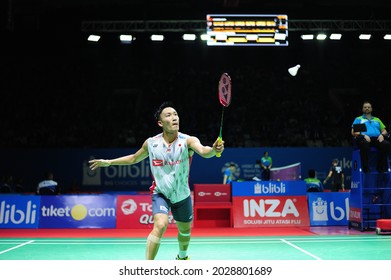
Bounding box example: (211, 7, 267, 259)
(41, 204, 115, 221)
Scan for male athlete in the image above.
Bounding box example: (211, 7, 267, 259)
(89, 101, 225, 260)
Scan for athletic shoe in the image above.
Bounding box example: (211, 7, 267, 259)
(175, 255, 190, 260)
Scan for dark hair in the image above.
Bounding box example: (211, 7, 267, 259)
(308, 169, 316, 178)
(154, 101, 175, 121)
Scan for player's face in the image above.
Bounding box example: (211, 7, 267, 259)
(159, 107, 180, 131)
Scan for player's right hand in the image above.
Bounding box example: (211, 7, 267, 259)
(89, 159, 111, 170)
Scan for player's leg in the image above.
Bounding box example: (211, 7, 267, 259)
(146, 213, 169, 260)
(171, 195, 193, 260)
(176, 221, 191, 260)
(146, 194, 170, 260)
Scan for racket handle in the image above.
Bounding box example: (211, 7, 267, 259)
(216, 136, 223, 158)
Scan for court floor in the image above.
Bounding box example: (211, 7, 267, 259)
(1, 229, 391, 260)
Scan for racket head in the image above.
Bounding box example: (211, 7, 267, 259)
(218, 73, 232, 107)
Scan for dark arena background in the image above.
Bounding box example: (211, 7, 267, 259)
(1, 1, 391, 278)
(2, 0, 391, 150)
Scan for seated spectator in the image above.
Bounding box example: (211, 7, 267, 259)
(223, 162, 236, 184)
(37, 172, 58, 195)
(304, 169, 323, 192)
(0, 174, 15, 193)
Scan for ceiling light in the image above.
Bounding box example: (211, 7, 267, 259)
(330, 33, 342, 40)
(182, 34, 196, 41)
(87, 35, 100, 42)
(119, 35, 133, 43)
(301, 34, 314, 40)
(151, 34, 164, 41)
(316, 34, 327, 40)
(359, 34, 371, 40)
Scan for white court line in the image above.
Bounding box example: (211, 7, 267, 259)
(0, 235, 388, 242)
(0, 236, 387, 245)
(281, 238, 322, 260)
(0, 240, 288, 245)
(0, 240, 35, 255)
(0, 235, 391, 242)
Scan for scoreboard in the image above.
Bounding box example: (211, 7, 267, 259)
(206, 14, 288, 46)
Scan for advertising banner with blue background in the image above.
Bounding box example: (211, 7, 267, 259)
(0, 195, 40, 228)
(38, 195, 116, 228)
(307, 192, 350, 226)
(232, 181, 307, 196)
(1, 147, 353, 193)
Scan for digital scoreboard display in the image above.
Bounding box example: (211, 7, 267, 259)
(206, 14, 288, 46)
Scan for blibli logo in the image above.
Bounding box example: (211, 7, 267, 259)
(351, 180, 360, 189)
(312, 198, 328, 221)
(254, 182, 286, 194)
(0, 201, 37, 225)
(312, 197, 349, 222)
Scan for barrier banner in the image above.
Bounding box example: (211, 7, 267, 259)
(232, 180, 307, 196)
(307, 192, 350, 226)
(193, 184, 231, 203)
(38, 195, 116, 228)
(0, 195, 40, 229)
(232, 196, 310, 227)
(116, 195, 177, 229)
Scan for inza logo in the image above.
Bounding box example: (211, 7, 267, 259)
(243, 199, 299, 217)
(0, 201, 37, 225)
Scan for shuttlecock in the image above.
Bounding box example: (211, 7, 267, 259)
(288, 64, 301, 76)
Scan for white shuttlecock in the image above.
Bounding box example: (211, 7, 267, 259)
(288, 64, 301, 76)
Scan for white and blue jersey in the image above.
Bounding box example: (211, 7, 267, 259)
(147, 132, 192, 204)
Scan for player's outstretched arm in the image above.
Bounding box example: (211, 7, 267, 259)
(89, 140, 149, 170)
(188, 136, 224, 158)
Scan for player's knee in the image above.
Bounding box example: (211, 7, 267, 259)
(178, 227, 191, 237)
(153, 216, 169, 232)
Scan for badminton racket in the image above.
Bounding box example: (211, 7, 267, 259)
(216, 73, 232, 158)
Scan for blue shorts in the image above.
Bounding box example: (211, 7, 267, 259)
(152, 193, 193, 223)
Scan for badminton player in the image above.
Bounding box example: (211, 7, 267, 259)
(89, 101, 224, 260)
